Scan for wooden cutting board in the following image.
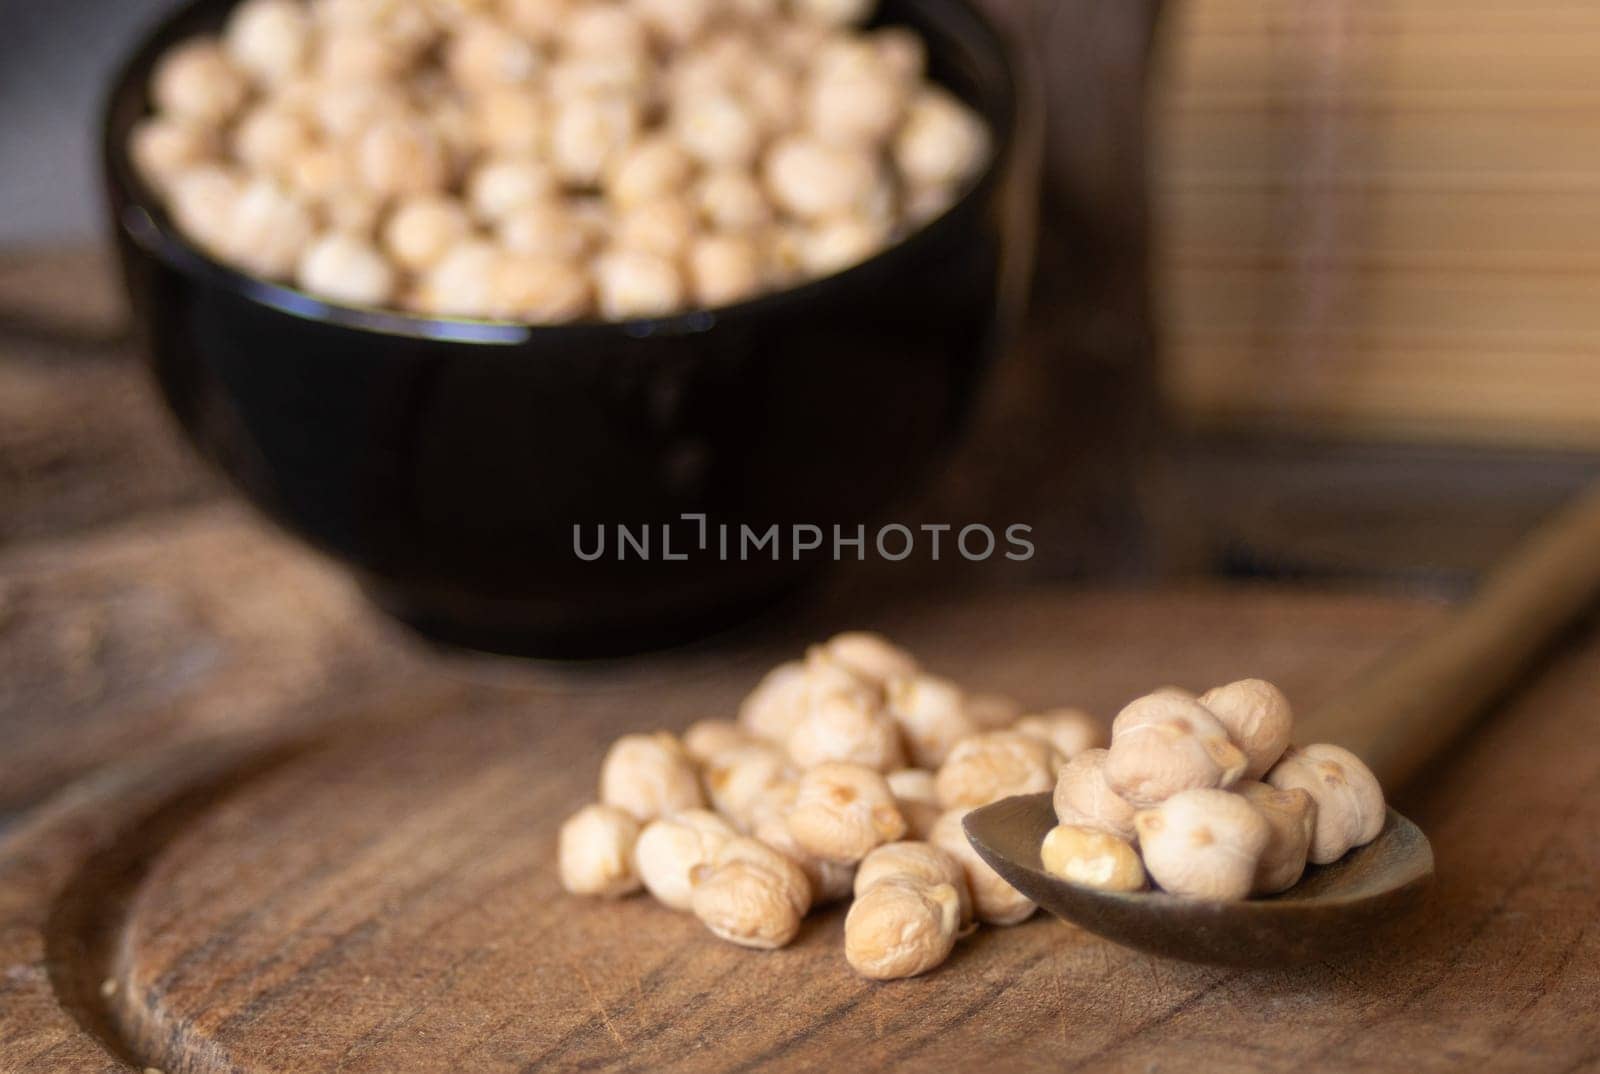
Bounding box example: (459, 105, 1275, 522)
(6, 582, 1600, 1073)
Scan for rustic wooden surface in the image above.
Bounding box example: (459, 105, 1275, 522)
(6, 577, 1600, 1073)
(4, 227, 1600, 1069)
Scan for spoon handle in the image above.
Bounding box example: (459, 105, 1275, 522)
(1299, 482, 1600, 788)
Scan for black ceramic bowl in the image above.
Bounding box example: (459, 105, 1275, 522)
(103, 0, 1034, 658)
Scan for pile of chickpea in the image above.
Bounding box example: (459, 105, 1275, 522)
(560, 633, 1390, 981)
(560, 632, 1098, 980)
(130, 0, 991, 322)
(1048, 682, 1386, 902)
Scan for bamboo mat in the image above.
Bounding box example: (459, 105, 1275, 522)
(1155, 0, 1600, 449)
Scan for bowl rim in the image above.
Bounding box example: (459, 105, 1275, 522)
(102, 0, 1024, 345)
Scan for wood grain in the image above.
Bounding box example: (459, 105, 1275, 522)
(0, 250, 216, 547)
(0, 504, 417, 817)
(20, 584, 1600, 1074)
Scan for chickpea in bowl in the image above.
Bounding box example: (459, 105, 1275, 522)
(129, 0, 994, 324)
(102, 0, 1031, 657)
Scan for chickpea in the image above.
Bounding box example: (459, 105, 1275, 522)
(558, 803, 643, 896)
(765, 17, 826, 67)
(690, 836, 812, 948)
(296, 232, 396, 306)
(886, 673, 975, 770)
(845, 877, 962, 980)
(667, 47, 740, 102)
(467, 158, 558, 222)
(472, 88, 547, 158)
(224, 0, 312, 85)
(854, 840, 972, 925)
(885, 767, 941, 840)
(498, 201, 596, 260)
(804, 60, 905, 148)
(633, 0, 717, 46)
(786, 762, 906, 864)
(504, 0, 569, 43)
(808, 652, 883, 705)
(318, 28, 411, 83)
(634, 809, 735, 910)
(168, 165, 245, 257)
(311, 82, 405, 140)
(681, 718, 751, 764)
(687, 233, 762, 308)
(1051, 748, 1137, 843)
(228, 178, 317, 279)
(674, 92, 763, 169)
(804, 209, 893, 272)
(357, 115, 451, 198)
(894, 88, 989, 188)
(593, 247, 684, 320)
(797, 649, 885, 705)
(1104, 690, 1248, 809)
(1198, 679, 1294, 781)
(1266, 743, 1386, 864)
(614, 197, 697, 258)
(737, 660, 810, 743)
(763, 135, 878, 221)
(271, 71, 322, 118)
(743, 774, 799, 834)
(324, 190, 386, 236)
(130, 118, 218, 194)
(599, 731, 705, 822)
(420, 239, 501, 316)
(562, 3, 650, 60)
(694, 168, 773, 232)
(317, 0, 437, 53)
(688, 29, 761, 85)
(606, 136, 696, 209)
(551, 95, 641, 187)
(152, 39, 249, 127)
(785, 690, 906, 772)
(1039, 824, 1145, 893)
(1013, 708, 1105, 762)
(801, 214, 881, 274)
(744, 65, 800, 134)
(703, 742, 793, 830)
(935, 730, 1060, 811)
(929, 808, 1034, 925)
(446, 16, 541, 92)
(811, 36, 879, 79)
(751, 803, 856, 904)
(812, 631, 918, 686)
(489, 253, 592, 322)
(383, 194, 473, 272)
(1236, 780, 1317, 894)
(1134, 788, 1271, 901)
(141, 0, 989, 321)
(232, 105, 316, 181)
(546, 54, 651, 99)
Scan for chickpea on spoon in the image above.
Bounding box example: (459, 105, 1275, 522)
(967, 484, 1600, 966)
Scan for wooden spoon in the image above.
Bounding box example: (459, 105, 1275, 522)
(965, 482, 1600, 966)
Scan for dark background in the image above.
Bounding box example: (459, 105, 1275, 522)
(1, 1, 180, 243)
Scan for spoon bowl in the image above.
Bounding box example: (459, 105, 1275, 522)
(964, 792, 1434, 966)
